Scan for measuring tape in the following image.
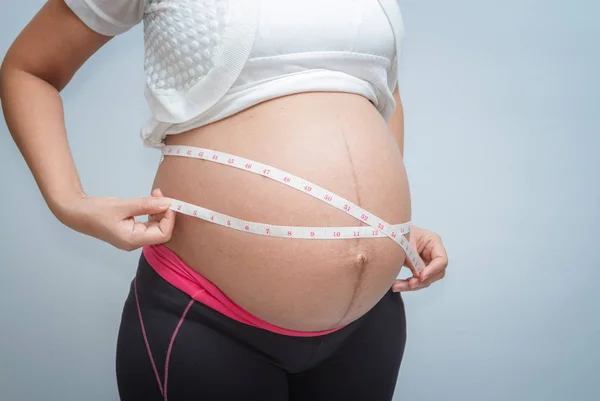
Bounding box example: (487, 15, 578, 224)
(161, 145, 423, 273)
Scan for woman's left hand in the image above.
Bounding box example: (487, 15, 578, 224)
(392, 225, 448, 292)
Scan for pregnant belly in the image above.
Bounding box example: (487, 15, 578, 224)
(152, 92, 412, 332)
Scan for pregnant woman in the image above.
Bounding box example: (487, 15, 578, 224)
(0, 0, 449, 400)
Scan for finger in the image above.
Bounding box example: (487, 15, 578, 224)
(421, 235, 447, 263)
(140, 202, 176, 244)
(392, 268, 446, 292)
(392, 276, 421, 292)
(391, 279, 412, 292)
(126, 219, 173, 247)
(417, 235, 435, 262)
(148, 188, 167, 222)
(416, 233, 432, 254)
(403, 259, 419, 278)
(416, 270, 446, 289)
(118, 196, 172, 217)
(136, 200, 176, 242)
(403, 248, 424, 277)
(418, 253, 449, 282)
(393, 278, 430, 292)
(158, 208, 176, 238)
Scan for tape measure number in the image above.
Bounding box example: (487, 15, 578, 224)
(161, 145, 422, 272)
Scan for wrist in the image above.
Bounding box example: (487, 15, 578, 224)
(47, 188, 88, 227)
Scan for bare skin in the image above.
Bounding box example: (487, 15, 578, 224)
(154, 91, 411, 331)
(0, 0, 444, 333)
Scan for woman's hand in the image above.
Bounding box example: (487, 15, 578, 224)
(392, 225, 448, 292)
(58, 188, 176, 251)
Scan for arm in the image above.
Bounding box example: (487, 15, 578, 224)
(0, 0, 174, 250)
(387, 85, 405, 156)
(0, 0, 110, 218)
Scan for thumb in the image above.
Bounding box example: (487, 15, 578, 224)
(118, 196, 172, 217)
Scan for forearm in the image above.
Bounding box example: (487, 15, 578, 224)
(387, 85, 405, 156)
(0, 65, 84, 221)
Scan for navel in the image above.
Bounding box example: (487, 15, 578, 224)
(354, 253, 368, 268)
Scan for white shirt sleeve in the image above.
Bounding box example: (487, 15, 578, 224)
(63, 0, 145, 36)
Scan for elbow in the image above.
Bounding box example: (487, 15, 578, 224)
(0, 58, 25, 106)
(0, 56, 9, 99)
(0, 55, 67, 100)
(0, 56, 14, 106)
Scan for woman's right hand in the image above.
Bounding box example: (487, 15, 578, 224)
(58, 188, 176, 251)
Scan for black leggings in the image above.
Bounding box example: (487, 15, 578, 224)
(116, 253, 407, 401)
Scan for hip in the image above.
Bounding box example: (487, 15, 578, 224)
(116, 253, 407, 400)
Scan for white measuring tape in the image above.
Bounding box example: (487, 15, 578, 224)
(162, 145, 422, 273)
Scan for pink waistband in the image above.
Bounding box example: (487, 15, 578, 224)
(142, 244, 344, 337)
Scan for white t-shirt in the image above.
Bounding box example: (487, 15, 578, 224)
(64, 0, 405, 147)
